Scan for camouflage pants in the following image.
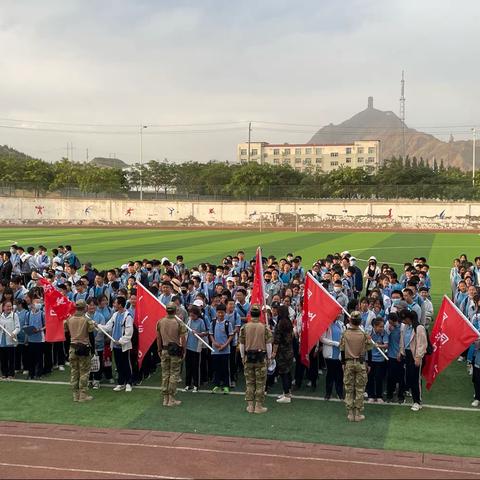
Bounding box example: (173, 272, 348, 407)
(343, 361, 367, 412)
(69, 348, 91, 395)
(244, 361, 267, 403)
(161, 351, 182, 396)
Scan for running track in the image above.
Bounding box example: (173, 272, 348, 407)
(1, 421, 479, 479)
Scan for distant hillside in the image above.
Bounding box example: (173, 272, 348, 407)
(309, 98, 478, 170)
(90, 157, 129, 169)
(0, 145, 39, 162)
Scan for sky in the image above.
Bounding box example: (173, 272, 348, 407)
(0, 0, 479, 164)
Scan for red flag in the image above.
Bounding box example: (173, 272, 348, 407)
(300, 273, 343, 367)
(248, 247, 266, 323)
(134, 282, 167, 369)
(38, 278, 76, 342)
(423, 296, 479, 390)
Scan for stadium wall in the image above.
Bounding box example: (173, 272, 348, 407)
(1, 197, 477, 230)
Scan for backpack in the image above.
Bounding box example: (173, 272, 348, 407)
(73, 255, 81, 270)
(211, 319, 230, 339)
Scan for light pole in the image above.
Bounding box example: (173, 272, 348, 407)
(139, 125, 147, 200)
(473, 127, 476, 188)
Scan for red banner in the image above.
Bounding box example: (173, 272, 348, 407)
(301, 273, 343, 367)
(134, 282, 167, 369)
(248, 247, 266, 323)
(423, 296, 479, 390)
(39, 278, 76, 342)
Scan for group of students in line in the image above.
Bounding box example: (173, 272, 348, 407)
(0, 243, 478, 410)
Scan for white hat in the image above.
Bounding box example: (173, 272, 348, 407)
(191, 271, 201, 278)
(226, 277, 235, 283)
(341, 250, 350, 257)
(120, 263, 129, 270)
(193, 299, 204, 307)
(161, 257, 169, 264)
(368, 256, 377, 262)
(350, 256, 357, 262)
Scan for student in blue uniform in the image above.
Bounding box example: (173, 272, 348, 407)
(184, 306, 208, 392)
(209, 304, 233, 394)
(26, 297, 45, 380)
(385, 312, 405, 403)
(367, 317, 389, 403)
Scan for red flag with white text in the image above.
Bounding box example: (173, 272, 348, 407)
(248, 247, 266, 323)
(134, 282, 167, 369)
(39, 278, 76, 342)
(423, 296, 479, 390)
(300, 273, 343, 367)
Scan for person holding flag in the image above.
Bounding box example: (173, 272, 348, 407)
(340, 312, 373, 422)
(156, 302, 187, 407)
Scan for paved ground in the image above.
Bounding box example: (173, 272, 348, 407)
(1, 421, 479, 479)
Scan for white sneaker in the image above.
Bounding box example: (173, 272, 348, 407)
(183, 386, 190, 392)
(92, 381, 100, 390)
(22, 370, 28, 375)
(368, 398, 376, 404)
(377, 398, 385, 404)
(113, 385, 125, 392)
(276, 395, 291, 403)
(125, 384, 132, 392)
(411, 403, 422, 411)
(468, 365, 473, 375)
(277, 394, 285, 399)
(59, 365, 65, 371)
(192, 386, 198, 393)
(457, 356, 464, 362)
(306, 381, 312, 387)
(471, 400, 480, 407)
(363, 392, 368, 398)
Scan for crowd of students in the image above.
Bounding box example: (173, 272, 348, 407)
(0, 243, 478, 409)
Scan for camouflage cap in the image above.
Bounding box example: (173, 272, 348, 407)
(166, 302, 177, 313)
(75, 299, 87, 310)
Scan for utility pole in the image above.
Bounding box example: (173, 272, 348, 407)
(400, 71, 406, 160)
(70, 142, 74, 162)
(139, 125, 148, 200)
(86, 148, 89, 162)
(247, 121, 252, 163)
(473, 127, 476, 188)
(66, 143, 70, 161)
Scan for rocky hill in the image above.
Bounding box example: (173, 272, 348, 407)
(309, 97, 477, 170)
(90, 157, 129, 169)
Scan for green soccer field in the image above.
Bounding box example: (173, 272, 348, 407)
(0, 227, 479, 457)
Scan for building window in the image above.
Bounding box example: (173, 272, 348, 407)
(330, 152, 338, 157)
(346, 157, 352, 163)
(315, 158, 322, 164)
(305, 147, 312, 154)
(240, 149, 247, 155)
(251, 149, 258, 155)
(315, 148, 322, 155)
(346, 147, 352, 154)
(284, 148, 291, 154)
(368, 147, 375, 154)
(295, 148, 301, 154)
(367, 157, 375, 163)
(295, 158, 302, 164)
(357, 157, 364, 163)
(273, 148, 280, 155)
(282, 158, 290, 164)
(330, 161, 339, 166)
(357, 147, 364, 154)
(263, 153, 268, 157)
(304, 158, 311, 165)
(273, 159, 280, 165)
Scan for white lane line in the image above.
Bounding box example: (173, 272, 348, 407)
(8, 378, 479, 413)
(0, 461, 188, 479)
(0, 433, 479, 478)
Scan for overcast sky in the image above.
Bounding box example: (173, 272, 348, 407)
(0, 0, 479, 164)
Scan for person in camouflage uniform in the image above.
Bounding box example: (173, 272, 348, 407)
(239, 304, 273, 414)
(64, 299, 95, 402)
(156, 302, 187, 407)
(339, 311, 373, 422)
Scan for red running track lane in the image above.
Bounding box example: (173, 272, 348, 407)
(0, 421, 479, 479)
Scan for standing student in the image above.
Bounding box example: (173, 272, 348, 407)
(225, 299, 241, 387)
(209, 304, 233, 393)
(321, 315, 345, 401)
(183, 306, 208, 392)
(399, 309, 428, 412)
(385, 312, 405, 403)
(102, 297, 134, 392)
(86, 298, 107, 389)
(0, 300, 20, 378)
(273, 306, 294, 404)
(26, 297, 45, 379)
(367, 318, 389, 403)
(14, 299, 29, 374)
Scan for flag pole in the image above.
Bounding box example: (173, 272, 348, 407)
(136, 281, 214, 352)
(307, 273, 389, 361)
(0, 323, 14, 339)
(95, 324, 116, 344)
